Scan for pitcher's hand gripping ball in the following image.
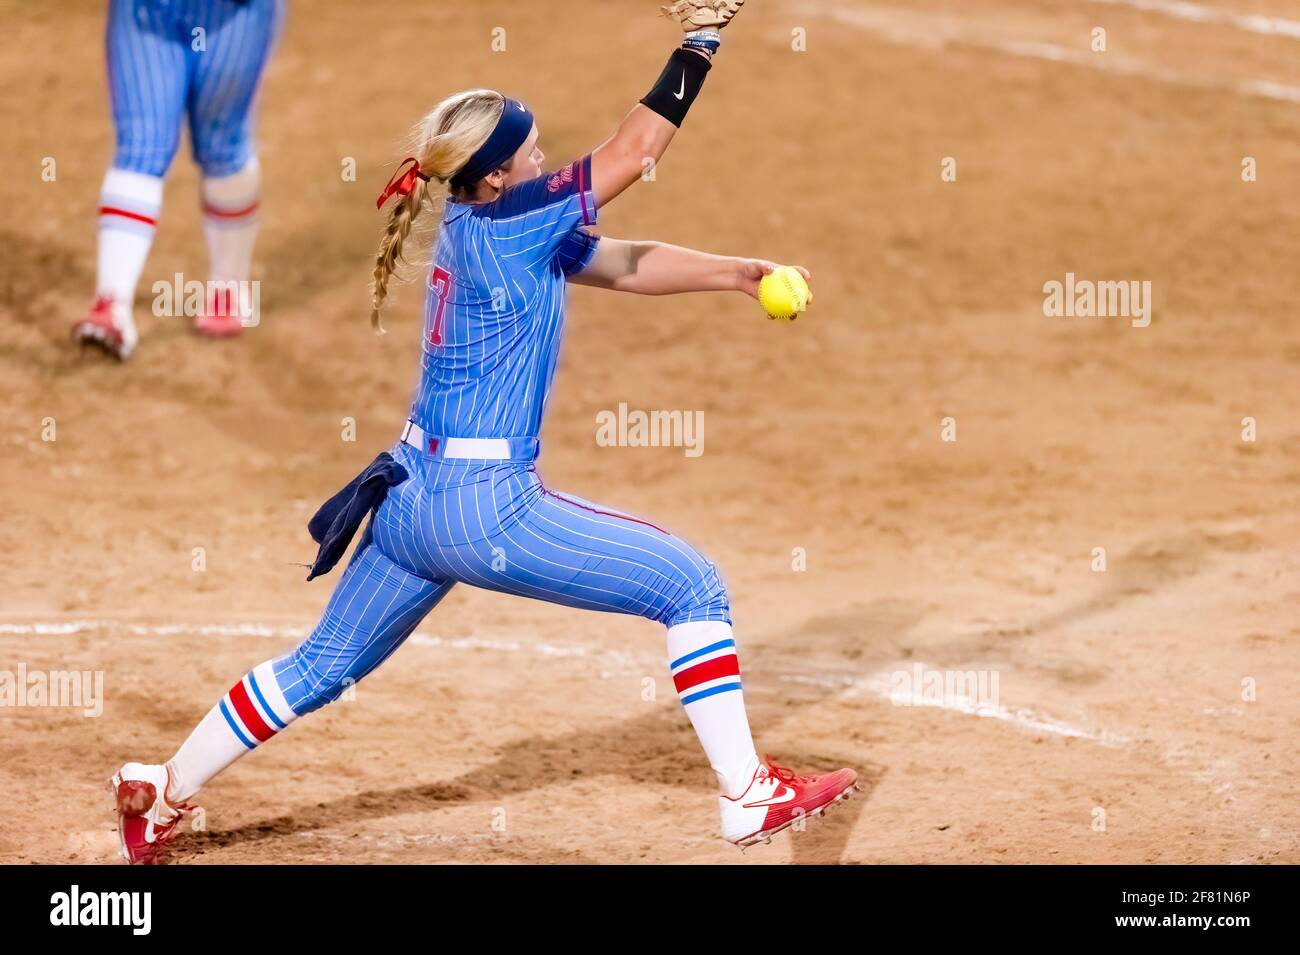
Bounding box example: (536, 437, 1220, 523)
(759, 266, 812, 321)
(661, 0, 746, 30)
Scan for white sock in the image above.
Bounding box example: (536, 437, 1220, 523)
(667, 621, 760, 797)
(201, 158, 261, 314)
(96, 167, 163, 304)
(166, 659, 297, 803)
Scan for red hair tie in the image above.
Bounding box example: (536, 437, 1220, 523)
(375, 157, 431, 210)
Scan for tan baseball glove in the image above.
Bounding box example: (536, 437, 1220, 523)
(661, 0, 746, 31)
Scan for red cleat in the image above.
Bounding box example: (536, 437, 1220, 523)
(194, 286, 245, 338)
(719, 758, 858, 847)
(72, 295, 138, 360)
(110, 763, 190, 865)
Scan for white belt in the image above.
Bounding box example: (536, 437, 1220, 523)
(400, 421, 529, 460)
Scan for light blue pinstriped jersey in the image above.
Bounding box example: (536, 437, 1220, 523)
(269, 158, 735, 719)
(409, 153, 599, 440)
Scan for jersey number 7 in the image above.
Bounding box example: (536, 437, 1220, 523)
(428, 266, 451, 347)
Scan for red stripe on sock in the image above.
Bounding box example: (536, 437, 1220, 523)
(673, 653, 740, 694)
(202, 199, 260, 219)
(228, 679, 276, 743)
(99, 205, 157, 227)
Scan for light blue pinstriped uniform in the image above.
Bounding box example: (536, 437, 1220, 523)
(273, 154, 730, 715)
(106, 0, 284, 177)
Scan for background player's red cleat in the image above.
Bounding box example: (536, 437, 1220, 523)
(195, 286, 245, 337)
(719, 758, 858, 847)
(72, 295, 138, 360)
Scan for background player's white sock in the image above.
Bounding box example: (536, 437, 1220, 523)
(95, 167, 163, 305)
(667, 621, 760, 797)
(201, 158, 261, 313)
(165, 659, 297, 803)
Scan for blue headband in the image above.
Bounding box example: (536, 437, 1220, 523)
(450, 98, 534, 189)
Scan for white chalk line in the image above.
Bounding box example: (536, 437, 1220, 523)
(3, 619, 1125, 746)
(0, 619, 609, 661)
(808, 2, 1300, 104)
(295, 831, 510, 848)
(779, 670, 1129, 746)
(1089, 0, 1300, 41)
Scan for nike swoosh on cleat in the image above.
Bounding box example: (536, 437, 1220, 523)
(743, 786, 797, 808)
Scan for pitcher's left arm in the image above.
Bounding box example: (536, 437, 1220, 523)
(570, 237, 811, 301)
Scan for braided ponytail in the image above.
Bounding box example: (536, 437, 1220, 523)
(370, 179, 429, 333)
(368, 89, 507, 334)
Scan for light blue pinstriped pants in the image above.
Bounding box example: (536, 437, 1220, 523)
(106, 0, 284, 177)
(274, 442, 731, 715)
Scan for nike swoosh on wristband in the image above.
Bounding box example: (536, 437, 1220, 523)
(673, 71, 686, 100)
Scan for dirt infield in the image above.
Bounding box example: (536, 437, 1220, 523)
(1, 0, 1297, 864)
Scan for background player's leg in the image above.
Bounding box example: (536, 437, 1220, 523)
(420, 480, 759, 797)
(79, 0, 188, 357)
(186, 0, 284, 333)
(197, 158, 260, 332)
(165, 543, 452, 802)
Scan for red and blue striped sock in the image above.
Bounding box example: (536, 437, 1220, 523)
(166, 659, 298, 802)
(667, 621, 760, 797)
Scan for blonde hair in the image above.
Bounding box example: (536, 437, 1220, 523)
(370, 89, 507, 332)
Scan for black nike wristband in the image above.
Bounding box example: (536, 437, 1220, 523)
(640, 49, 712, 127)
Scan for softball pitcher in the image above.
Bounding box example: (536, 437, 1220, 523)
(73, 0, 284, 360)
(111, 0, 856, 862)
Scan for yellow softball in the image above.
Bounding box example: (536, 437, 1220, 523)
(758, 265, 811, 321)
